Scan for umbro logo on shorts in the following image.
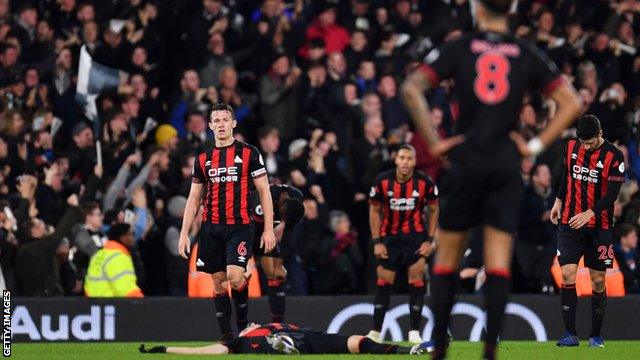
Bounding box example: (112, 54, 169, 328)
(196, 258, 205, 266)
(238, 256, 246, 263)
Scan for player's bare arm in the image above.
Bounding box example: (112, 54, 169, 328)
(417, 202, 439, 257)
(511, 83, 582, 157)
(369, 201, 387, 259)
(178, 181, 203, 259)
(254, 174, 276, 252)
(401, 70, 464, 157)
(140, 343, 229, 355)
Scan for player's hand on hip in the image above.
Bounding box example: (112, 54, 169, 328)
(178, 234, 190, 259)
(416, 241, 433, 257)
(569, 209, 595, 229)
(374, 243, 388, 259)
(429, 135, 465, 158)
(261, 230, 277, 253)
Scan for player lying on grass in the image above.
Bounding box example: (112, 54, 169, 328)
(139, 323, 433, 355)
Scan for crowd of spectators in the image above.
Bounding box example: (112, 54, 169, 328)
(1, 0, 640, 297)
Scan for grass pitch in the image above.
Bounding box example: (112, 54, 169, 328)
(10, 341, 640, 359)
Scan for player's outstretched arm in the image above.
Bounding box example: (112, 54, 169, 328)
(253, 175, 276, 252)
(178, 182, 203, 259)
(139, 343, 229, 355)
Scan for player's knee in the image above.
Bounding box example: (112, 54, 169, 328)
(263, 266, 277, 279)
(591, 276, 606, 292)
(227, 273, 245, 290)
(561, 269, 577, 285)
(212, 281, 227, 294)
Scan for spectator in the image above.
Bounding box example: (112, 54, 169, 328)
(15, 192, 80, 297)
(327, 51, 347, 86)
(180, 111, 210, 154)
(218, 66, 254, 122)
(69, 201, 107, 281)
(614, 223, 640, 294)
(68, 122, 95, 181)
(84, 223, 143, 297)
(314, 210, 362, 294)
(353, 60, 376, 95)
(257, 125, 285, 182)
(259, 53, 301, 141)
(299, 61, 330, 132)
(0, 199, 18, 291)
(10, 4, 37, 50)
(411, 107, 446, 180)
(92, 19, 133, 70)
(516, 163, 556, 294)
(301, 4, 349, 58)
(377, 75, 408, 131)
(344, 29, 370, 74)
(164, 196, 190, 295)
(351, 116, 388, 196)
(198, 32, 234, 88)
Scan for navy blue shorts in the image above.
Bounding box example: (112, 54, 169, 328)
(557, 225, 614, 271)
(378, 233, 426, 271)
(196, 223, 254, 273)
(439, 142, 522, 233)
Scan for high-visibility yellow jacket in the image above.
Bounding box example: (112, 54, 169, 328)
(84, 240, 143, 297)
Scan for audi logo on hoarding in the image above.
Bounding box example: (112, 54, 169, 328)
(326, 302, 547, 342)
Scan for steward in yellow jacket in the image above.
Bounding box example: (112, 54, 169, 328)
(84, 223, 143, 297)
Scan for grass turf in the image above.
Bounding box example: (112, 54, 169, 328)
(9, 341, 640, 359)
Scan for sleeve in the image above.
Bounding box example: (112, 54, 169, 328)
(192, 153, 205, 184)
(368, 175, 384, 203)
(529, 45, 563, 96)
(418, 39, 458, 85)
(249, 146, 267, 178)
(608, 151, 626, 183)
(592, 150, 626, 213)
(425, 178, 439, 205)
(249, 190, 263, 220)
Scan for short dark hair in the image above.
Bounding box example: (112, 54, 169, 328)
(576, 114, 601, 140)
(210, 103, 235, 120)
(398, 144, 416, 155)
(529, 162, 548, 178)
(257, 125, 278, 140)
(283, 198, 305, 224)
(480, 0, 513, 15)
(81, 201, 100, 218)
(107, 223, 131, 242)
(615, 223, 636, 242)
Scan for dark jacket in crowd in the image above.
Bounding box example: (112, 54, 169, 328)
(15, 205, 79, 296)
